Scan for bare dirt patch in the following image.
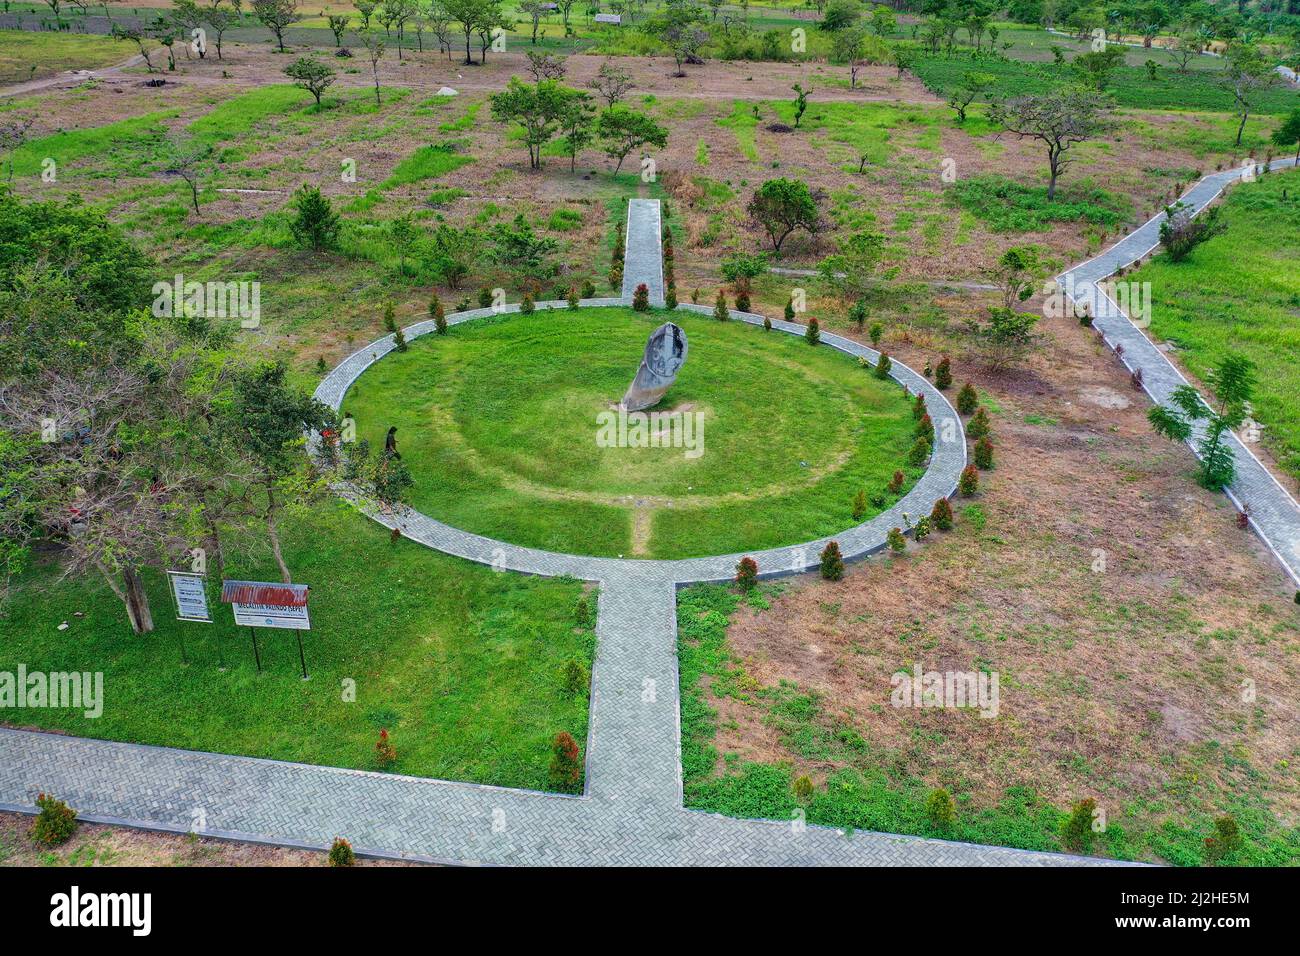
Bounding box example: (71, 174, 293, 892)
(0, 812, 420, 867)
(704, 305, 1300, 833)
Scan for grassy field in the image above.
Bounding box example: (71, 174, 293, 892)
(343, 306, 921, 559)
(678, 583, 1299, 865)
(0, 502, 596, 793)
(0, 28, 133, 84)
(1129, 167, 1300, 484)
(911, 50, 1300, 117)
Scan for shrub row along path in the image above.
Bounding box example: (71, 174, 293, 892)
(1061, 157, 1300, 589)
(0, 201, 1123, 866)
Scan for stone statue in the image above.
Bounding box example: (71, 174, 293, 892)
(621, 322, 687, 411)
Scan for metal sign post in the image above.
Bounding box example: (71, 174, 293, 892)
(221, 580, 311, 678)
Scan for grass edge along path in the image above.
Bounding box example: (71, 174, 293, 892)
(0, 500, 596, 794)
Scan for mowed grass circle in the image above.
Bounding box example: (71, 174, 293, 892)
(345, 307, 921, 559)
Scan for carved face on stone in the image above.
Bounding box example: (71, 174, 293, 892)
(645, 323, 687, 380)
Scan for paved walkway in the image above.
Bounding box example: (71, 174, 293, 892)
(621, 198, 665, 305)
(1, 201, 1126, 866)
(1060, 158, 1300, 588)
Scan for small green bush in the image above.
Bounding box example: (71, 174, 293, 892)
(1062, 798, 1099, 852)
(974, 435, 994, 469)
(967, 406, 991, 439)
(907, 436, 930, 466)
(735, 556, 759, 591)
(931, 497, 954, 531)
(562, 658, 589, 696)
(31, 794, 77, 846)
(805, 317, 820, 345)
(874, 352, 892, 379)
(935, 356, 952, 390)
(956, 382, 979, 415)
(328, 837, 356, 866)
(1203, 814, 1242, 865)
(958, 464, 979, 496)
(819, 540, 844, 580)
(574, 595, 592, 628)
(925, 787, 956, 828)
(713, 290, 729, 321)
(793, 774, 814, 801)
(632, 283, 650, 311)
(851, 489, 867, 521)
(550, 732, 583, 791)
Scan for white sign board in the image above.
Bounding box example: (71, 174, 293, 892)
(231, 602, 311, 630)
(593, 13, 621, 24)
(168, 571, 211, 623)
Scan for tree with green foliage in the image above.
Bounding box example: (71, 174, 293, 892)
(557, 90, 596, 173)
(830, 25, 869, 88)
(390, 214, 420, 276)
(819, 229, 884, 301)
(969, 306, 1042, 371)
(1270, 107, 1300, 163)
(597, 106, 669, 175)
(988, 87, 1116, 201)
(820, 0, 858, 31)
(747, 178, 823, 253)
(1070, 44, 1126, 91)
(1148, 353, 1254, 491)
(251, 0, 301, 52)
(358, 26, 386, 106)
(720, 252, 767, 299)
(229, 361, 333, 582)
(1223, 42, 1278, 148)
(200, 0, 241, 60)
(327, 13, 350, 46)
(426, 222, 479, 289)
(790, 82, 811, 128)
(1159, 201, 1226, 262)
(867, 3, 895, 37)
(289, 185, 341, 251)
(490, 78, 580, 170)
(488, 214, 559, 280)
(657, 0, 709, 77)
(284, 55, 337, 107)
(947, 70, 995, 123)
(984, 244, 1051, 309)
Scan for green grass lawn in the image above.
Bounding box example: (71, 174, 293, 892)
(343, 307, 921, 559)
(1128, 168, 1300, 484)
(0, 503, 596, 793)
(0, 28, 135, 84)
